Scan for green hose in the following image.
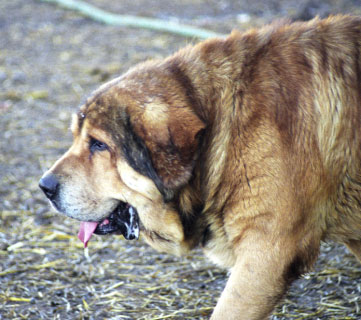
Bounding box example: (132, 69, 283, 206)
(39, 0, 226, 39)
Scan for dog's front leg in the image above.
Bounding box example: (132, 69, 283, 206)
(210, 232, 313, 320)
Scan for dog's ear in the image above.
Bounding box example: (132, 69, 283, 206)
(161, 106, 205, 189)
(133, 105, 205, 190)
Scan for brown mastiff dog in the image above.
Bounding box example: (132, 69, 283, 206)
(39, 15, 361, 319)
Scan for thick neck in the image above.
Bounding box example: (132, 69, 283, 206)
(166, 34, 249, 247)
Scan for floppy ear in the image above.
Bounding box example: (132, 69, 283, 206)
(134, 105, 205, 190)
(159, 106, 205, 189)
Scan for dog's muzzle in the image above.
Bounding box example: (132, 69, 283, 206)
(39, 173, 140, 247)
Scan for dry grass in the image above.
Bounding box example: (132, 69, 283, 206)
(0, 209, 360, 319)
(0, 210, 225, 319)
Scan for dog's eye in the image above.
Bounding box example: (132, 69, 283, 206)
(89, 137, 108, 153)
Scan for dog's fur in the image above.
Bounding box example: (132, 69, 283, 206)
(41, 15, 361, 319)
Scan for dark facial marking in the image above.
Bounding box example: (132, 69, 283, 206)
(122, 115, 174, 201)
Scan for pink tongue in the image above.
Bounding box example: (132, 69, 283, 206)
(78, 222, 98, 248)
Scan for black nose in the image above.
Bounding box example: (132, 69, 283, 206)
(39, 174, 59, 200)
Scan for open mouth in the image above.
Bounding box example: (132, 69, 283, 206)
(78, 202, 139, 248)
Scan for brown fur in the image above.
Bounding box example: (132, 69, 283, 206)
(41, 15, 361, 319)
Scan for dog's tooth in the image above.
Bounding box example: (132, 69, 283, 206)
(129, 206, 134, 216)
(133, 225, 139, 239)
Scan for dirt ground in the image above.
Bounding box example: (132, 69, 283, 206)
(0, 0, 360, 319)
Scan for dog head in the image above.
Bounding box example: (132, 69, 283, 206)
(39, 63, 205, 254)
